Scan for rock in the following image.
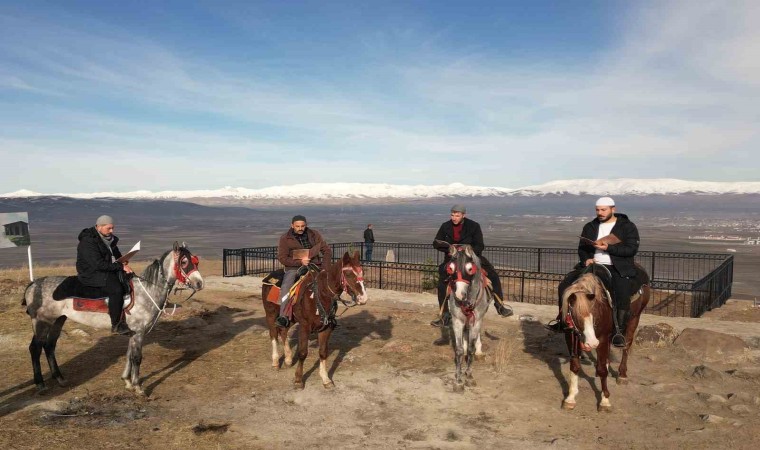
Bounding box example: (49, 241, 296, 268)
(67, 328, 90, 338)
(727, 367, 760, 381)
(696, 392, 728, 404)
(380, 340, 413, 353)
(700, 414, 726, 424)
(675, 329, 749, 362)
(691, 365, 724, 380)
(729, 405, 752, 415)
(518, 315, 537, 322)
(727, 392, 754, 403)
(635, 323, 677, 347)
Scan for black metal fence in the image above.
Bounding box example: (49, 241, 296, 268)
(223, 242, 734, 318)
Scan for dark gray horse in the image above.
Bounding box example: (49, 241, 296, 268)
(439, 242, 492, 392)
(22, 242, 204, 395)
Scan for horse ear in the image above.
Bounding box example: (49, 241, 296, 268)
(173, 241, 180, 252)
(352, 250, 360, 262)
(342, 251, 351, 264)
(182, 241, 187, 248)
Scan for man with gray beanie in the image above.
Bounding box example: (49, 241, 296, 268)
(275, 215, 332, 328)
(76, 215, 134, 335)
(431, 204, 512, 344)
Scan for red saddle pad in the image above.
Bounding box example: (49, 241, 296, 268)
(72, 297, 109, 314)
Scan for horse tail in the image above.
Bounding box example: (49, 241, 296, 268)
(21, 281, 34, 306)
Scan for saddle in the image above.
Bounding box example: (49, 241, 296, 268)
(52, 276, 134, 314)
(262, 269, 308, 307)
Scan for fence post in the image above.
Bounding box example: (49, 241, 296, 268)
(241, 250, 247, 276)
(223, 249, 227, 277)
(520, 271, 526, 303)
(650, 252, 656, 282)
(537, 248, 542, 273)
(379, 262, 384, 289)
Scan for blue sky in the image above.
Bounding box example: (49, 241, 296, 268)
(1, 0, 758, 193)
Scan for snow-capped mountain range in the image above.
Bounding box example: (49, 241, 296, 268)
(3, 179, 760, 201)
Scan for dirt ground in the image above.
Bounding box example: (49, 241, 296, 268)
(1, 264, 759, 449)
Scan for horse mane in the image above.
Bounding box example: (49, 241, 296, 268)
(141, 250, 171, 284)
(561, 273, 600, 318)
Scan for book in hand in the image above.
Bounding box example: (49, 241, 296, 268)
(290, 249, 310, 260)
(116, 241, 140, 263)
(578, 234, 621, 246)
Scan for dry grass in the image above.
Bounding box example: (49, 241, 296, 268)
(492, 332, 519, 374)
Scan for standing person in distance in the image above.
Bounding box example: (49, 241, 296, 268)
(363, 224, 375, 261)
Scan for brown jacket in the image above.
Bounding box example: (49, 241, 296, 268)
(277, 228, 332, 268)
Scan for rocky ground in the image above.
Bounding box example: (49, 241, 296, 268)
(0, 267, 759, 449)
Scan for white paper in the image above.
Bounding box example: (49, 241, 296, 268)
(116, 240, 140, 263)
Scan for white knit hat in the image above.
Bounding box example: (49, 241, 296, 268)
(96, 215, 114, 226)
(595, 197, 615, 207)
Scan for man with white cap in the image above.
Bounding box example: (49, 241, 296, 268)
(431, 204, 512, 344)
(76, 215, 134, 335)
(548, 197, 640, 347)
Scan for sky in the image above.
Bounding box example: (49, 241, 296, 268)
(0, 0, 758, 193)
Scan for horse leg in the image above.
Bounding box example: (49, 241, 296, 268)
(318, 328, 334, 388)
(265, 304, 281, 368)
(474, 330, 485, 360)
(294, 325, 308, 389)
(465, 321, 481, 386)
(562, 356, 581, 410)
(43, 316, 68, 387)
(596, 340, 612, 412)
(123, 333, 145, 395)
(451, 318, 466, 392)
(282, 327, 293, 367)
(29, 319, 48, 392)
(618, 307, 643, 384)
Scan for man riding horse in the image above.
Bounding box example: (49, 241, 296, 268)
(76, 215, 134, 335)
(431, 204, 512, 345)
(275, 214, 332, 328)
(548, 197, 640, 347)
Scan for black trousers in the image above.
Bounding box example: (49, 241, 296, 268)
(557, 264, 634, 311)
(437, 257, 503, 312)
(81, 272, 125, 326)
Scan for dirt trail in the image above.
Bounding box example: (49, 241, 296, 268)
(1, 275, 759, 449)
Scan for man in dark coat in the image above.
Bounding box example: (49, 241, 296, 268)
(363, 224, 375, 261)
(549, 197, 640, 347)
(76, 215, 133, 335)
(431, 205, 512, 343)
(275, 214, 332, 327)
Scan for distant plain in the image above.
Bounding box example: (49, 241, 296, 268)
(1, 195, 759, 297)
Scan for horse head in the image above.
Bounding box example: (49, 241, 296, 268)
(340, 250, 368, 305)
(445, 244, 481, 303)
(164, 241, 205, 291)
(561, 273, 607, 352)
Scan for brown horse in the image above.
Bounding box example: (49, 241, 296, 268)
(262, 251, 368, 389)
(559, 265, 650, 411)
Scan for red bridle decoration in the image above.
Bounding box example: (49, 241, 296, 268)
(173, 250, 200, 285)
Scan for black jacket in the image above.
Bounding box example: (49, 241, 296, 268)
(433, 217, 485, 257)
(578, 213, 639, 277)
(76, 227, 124, 287)
(363, 228, 375, 243)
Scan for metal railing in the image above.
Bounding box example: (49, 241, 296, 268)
(223, 242, 734, 318)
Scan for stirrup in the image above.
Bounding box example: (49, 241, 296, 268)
(611, 332, 627, 348)
(275, 316, 290, 328)
(494, 302, 513, 317)
(544, 319, 565, 333)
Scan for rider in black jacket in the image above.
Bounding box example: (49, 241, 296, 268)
(431, 205, 512, 343)
(549, 197, 640, 347)
(76, 215, 133, 335)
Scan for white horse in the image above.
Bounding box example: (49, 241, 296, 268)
(22, 242, 204, 395)
(438, 242, 492, 392)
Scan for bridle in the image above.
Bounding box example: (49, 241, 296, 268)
(327, 262, 365, 314)
(445, 249, 482, 319)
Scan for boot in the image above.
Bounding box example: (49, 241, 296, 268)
(433, 326, 450, 346)
(494, 300, 513, 317)
(430, 311, 451, 328)
(611, 309, 629, 348)
(275, 316, 290, 328)
(111, 320, 134, 336)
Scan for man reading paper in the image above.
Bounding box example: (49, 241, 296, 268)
(275, 215, 332, 328)
(547, 197, 640, 347)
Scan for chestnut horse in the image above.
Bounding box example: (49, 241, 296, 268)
(559, 264, 650, 411)
(262, 251, 368, 389)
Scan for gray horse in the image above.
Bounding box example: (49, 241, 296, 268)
(439, 242, 491, 392)
(22, 242, 204, 395)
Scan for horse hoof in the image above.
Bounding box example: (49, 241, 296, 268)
(134, 387, 146, 397)
(285, 359, 293, 367)
(561, 401, 576, 410)
(294, 382, 305, 390)
(323, 381, 335, 389)
(465, 378, 477, 387)
(616, 377, 629, 385)
(453, 383, 465, 393)
(56, 378, 69, 387)
(35, 384, 49, 395)
(474, 353, 486, 362)
(598, 404, 612, 412)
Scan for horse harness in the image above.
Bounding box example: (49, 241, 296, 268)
(445, 254, 488, 321)
(563, 264, 613, 358)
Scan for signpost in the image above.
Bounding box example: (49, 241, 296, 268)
(0, 212, 33, 281)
